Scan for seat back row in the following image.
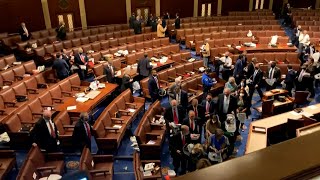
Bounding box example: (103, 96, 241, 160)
(93, 89, 145, 152)
(180, 16, 275, 24)
(228, 11, 273, 16)
(135, 100, 165, 159)
(180, 22, 279, 30)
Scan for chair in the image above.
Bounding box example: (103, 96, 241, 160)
(293, 91, 310, 108)
(0, 150, 17, 179)
(133, 152, 162, 180)
(253, 99, 274, 120)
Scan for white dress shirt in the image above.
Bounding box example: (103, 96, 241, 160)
(223, 95, 230, 114)
(220, 56, 232, 69)
(45, 119, 55, 135)
(299, 34, 310, 46)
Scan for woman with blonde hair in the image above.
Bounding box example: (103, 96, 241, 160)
(188, 143, 207, 172)
(225, 76, 238, 93)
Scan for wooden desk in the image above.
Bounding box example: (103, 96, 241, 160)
(296, 122, 320, 137)
(117, 60, 175, 78)
(263, 89, 288, 99)
(239, 44, 297, 53)
(262, 89, 293, 112)
(246, 104, 320, 154)
(54, 83, 118, 113)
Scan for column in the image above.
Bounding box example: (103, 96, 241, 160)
(217, 0, 222, 16)
(249, 0, 254, 11)
(79, 0, 87, 29)
(126, 0, 132, 22)
(41, 0, 51, 29)
(260, 0, 264, 9)
(193, 0, 198, 17)
(316, 0, 320, 9)
(255, 0, 260, 9)
(269, 0, 273, 10)
(283, 0, 288, 4)
(155, 0, 160, 17)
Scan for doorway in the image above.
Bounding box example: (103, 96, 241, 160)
(57, 13, 75, 31)
(136, 7, 150, 22)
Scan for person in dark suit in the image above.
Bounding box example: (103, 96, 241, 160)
(151, 17, 158, 32)
(137, 53, 153, 80)
(164, 12, 170, 19)
(164, 99, 186, 131)
(293, 25, 302, 46)
(188, 99, 205, 126)
(121, 73, 133, 92)
(74, 48, 88, 80)
(30, 110, 59, 152)
(173, 87, 188, 110)
(52, 53, 69, 80)
(233, 54, 245, 84)
(266, 61, 281, 90)
(18, 22, 31, 41)
(133, 16, 142, 34)
(56, 21, 66, 41)
(183, 110, 201, 144)
(201, 93, 215, 119)
(249, 63, 264, 103)
(72, 112, 92, 152)
(216, 88, 238, 123)
(61, 49, 73, 70)
(175, 13, 181, 29)
(148, 70, 160, 103)
(147, 14, 154, 26)
(246, 57, 257, 79)
(129, 13, 136, 29)
(284, 65, 296, 96)
(169, 125, 190, 175)
(103, 60, 116, 83)
(162, 17, 167, 29)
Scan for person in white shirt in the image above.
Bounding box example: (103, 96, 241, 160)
(220, 51, 233, 81)
(298, 30, 310, 53)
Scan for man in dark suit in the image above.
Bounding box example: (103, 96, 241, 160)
(201, 93, 215, 119)
(133, 16, 142, 34)
(188, 99, 205, 126)
(61, 49, 73, 70)
(175, 13, 181, 29)
(169, 125, 190, 175)
(74, 48, 89, 80)
(249, 63, 264, 103)
(284, 65, 296, 96)
(129, 13, 136, 29)
(103, 60, 116, 83)
(148, 70, 160, 103)
(293, 25, 302, 46)
(72, 112, 92, 152)
(173, 87, 188, 110)
(266, 61, 281, 90)
(233, 54, 245, 84)
(216, 88, 237, 123)
(18, 22, 31, 41)
(52, 53, 69, 80)
(246, 57, 257, 79)
(30, 110, 59, 152)
(183, 110, 201, 144)
(164, 99, 186, 132)
(138, 53, 153, 80)
(56, 21, 66, 41)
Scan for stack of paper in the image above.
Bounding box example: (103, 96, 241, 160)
(308, 105, 317, 110)
(128, 108, 136, 113)
(98, 83, 106, 88)
(143, 171, 152, 177)
(144, 163, 155, 171)
(76, 97, 89, 103)
(85, 91, 101, 99)
(67, 106, 77, 111)
(113, 125, 122, 129)
(147, 140, 156, 145)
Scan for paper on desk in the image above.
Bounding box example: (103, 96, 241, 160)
(128, 108, 136, 113)
(98, 83, 105, 88)
(143, 171, 152, 177)
(289, 111, 300, 116)
(308, 105, 317, 110)
(113, 125, 122, 129)
(67, 106, 77, 110)
(302, 112, 313, 117)
(144, 163, 155, 171)
(147, 140, 156, 145)
(76, 97, 89, 103)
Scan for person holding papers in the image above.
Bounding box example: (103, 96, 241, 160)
(248, 63, 263, 103)
(266, 61, 281, 91)
(164, 99, 186, 132)
(201, 39, 210, 67)
(220, 51, 233, 81)
(183, 111, 201, 144)
(74, 48, 89, 80)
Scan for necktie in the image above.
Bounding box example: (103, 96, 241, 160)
(206, 102, 210, 113)
(194, 107, 198, 117)
(298, 70, 305, 82)
(253, 70, 257, 80)
(173, 109, 179, 124)
(85, 122, 91, 139)
(155, 77, 160, 89)
(223, 97, 229, 114)
(269, 68, 274, 79)
(182, 135, 185, 146)
(110, 66, 114, 77)
(190, 120, 194, 130)
(48, 121, 56, 138)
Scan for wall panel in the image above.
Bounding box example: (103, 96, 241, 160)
(85, 0, 127, 26)
(221, 0, 250, 15)
(0, 0, 45, 33)
(160, 0, 194, 18)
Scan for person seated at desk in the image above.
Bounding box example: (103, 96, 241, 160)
(266, 61, 281, 91)
(208, 128, 229, 164)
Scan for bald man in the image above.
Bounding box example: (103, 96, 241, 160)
(164, 99, 185, 132)
(216, 88, 238, 123)
(31, 110, 60, 152)
(72, 112, 92, 152)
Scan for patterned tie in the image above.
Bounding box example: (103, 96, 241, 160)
(48, 121, 56, 138)
(182, 135, 185, 146)
(173, 108, 179, 124)
(194, 107, 198, 117)
(190, 120, 194, 130)
(155, 77, 160, 89)
(85, 122, 91, 139)
(80, 54, 85, 64)
(206, 102, 210, 113)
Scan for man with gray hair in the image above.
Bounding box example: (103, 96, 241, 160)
(216, 88, 238, 123)
(72, 112, 92, 152)
(168, 76, 182, 101)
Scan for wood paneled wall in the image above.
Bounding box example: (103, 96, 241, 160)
(160, 0, 194, 18)
(221, 0, 251, 15)
(85, 0, 127, 26)
(0, 0, 45, 33)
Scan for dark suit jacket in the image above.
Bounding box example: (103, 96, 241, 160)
(18, 26, 31, 41)
(169, 132, 190, 156)
(133, 20, 142, 34)
(246, 62, 255, 78)
(267, 67, 281, 82)
(104, 64, 116, 83)
(56, 25, 66, 40)
(285, 69, 296, 86)
(201, 100, 215, 115)
(72, 119, 92, 151)
(138, 57, 152, 77)
(187, 104, 205, 125)
(182, 118, 201, 144)
(121, 74, 131, 91)
(30, 117, 59, 152)
(233, 59, 244, 77)
(53, 58, 69, 79)
(251, 69, 263, 86)
(164, 105, 186, 130)
(217, 94, 237, 116)
(129, 16, 135, 29)
(173, 90, 188, 110)
(62, 54, 71, 68)
(175, 18, 181, 29)
(148, 75, 159, 100)
(74, 53, 89, 66)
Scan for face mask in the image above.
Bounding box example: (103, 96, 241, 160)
(255, 67, 259, 70)
(271, 65, 276, 68)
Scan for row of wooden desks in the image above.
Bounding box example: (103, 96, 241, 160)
(239, 44, 297, 53)
(246, 103, 320, 154)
